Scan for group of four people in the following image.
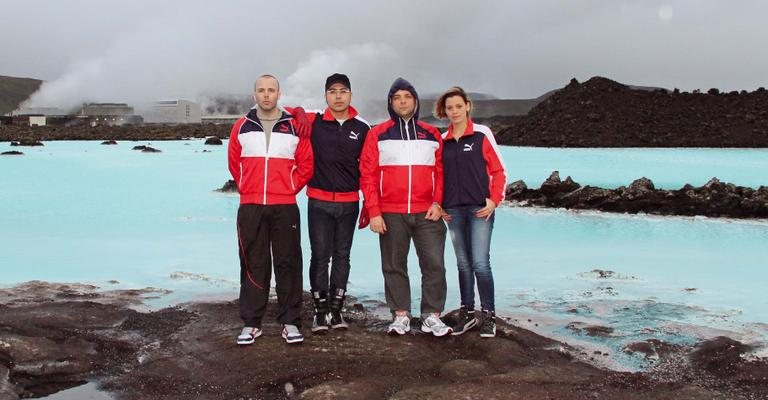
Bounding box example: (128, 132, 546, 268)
(227, 73, 507, 345)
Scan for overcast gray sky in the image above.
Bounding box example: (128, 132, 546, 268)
(2, 0, 767, 116)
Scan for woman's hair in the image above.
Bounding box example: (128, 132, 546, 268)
(434, 86, 472, 119)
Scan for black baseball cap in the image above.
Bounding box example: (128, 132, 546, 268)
(325, 73, 351, 90)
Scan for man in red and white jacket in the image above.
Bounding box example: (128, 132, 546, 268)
(359, 77, 452, 337)
(228, 74, 313, 345)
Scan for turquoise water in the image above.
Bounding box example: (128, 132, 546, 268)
(2, 140, 767, 368)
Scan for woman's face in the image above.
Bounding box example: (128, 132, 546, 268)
(444, 95, 469, 126)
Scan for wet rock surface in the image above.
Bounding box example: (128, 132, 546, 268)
(100, 140, 118, 145)
(1, 151, 23, 156)
(9, 139, 43, 146)
(215, 179, 238, 193)
(204, 136, 223, 145)
(493, 76, 768, 147)
(0, 281, 765, 399)
(505, 173, 768, 219)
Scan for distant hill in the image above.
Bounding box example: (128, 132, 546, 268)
(0, 75, 43, 115)
(494, 76, 768, 147)
(420, 90, 556, 127)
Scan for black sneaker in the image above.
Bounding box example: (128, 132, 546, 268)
(329, 288, 348, 330)
(312, 311, 330, 333)
(451, 306, 477, 336)
(311, 291, 330, 334)
(480, 310, 496, 338)
(330, 310, 348, 330)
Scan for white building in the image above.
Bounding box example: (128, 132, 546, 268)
(143, 100, 202, 124)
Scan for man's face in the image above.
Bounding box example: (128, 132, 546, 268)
(253, 76, 280, 112)
(325, 83, 351, 113)
(391, 89, 416, 119)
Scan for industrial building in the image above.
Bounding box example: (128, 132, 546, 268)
(76, 103, 143, 126)
(142, 99, 201, 124)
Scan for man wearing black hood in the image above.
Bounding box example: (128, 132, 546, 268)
(359, 77, 452, 337)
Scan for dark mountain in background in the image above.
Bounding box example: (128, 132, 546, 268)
(492, 76, 768, 147)
(0, 75, 43, 114)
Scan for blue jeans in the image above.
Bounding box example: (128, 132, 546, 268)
(308, 199, 359, 293)
(445, 206, 495, 312)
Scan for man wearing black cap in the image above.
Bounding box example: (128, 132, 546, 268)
(290, 73, 371, 333)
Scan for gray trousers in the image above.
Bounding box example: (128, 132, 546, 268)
(379, 212, 447, 315)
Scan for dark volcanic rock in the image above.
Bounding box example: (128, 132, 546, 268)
(10, 139, 43, 146)
(495, 76, 768, 147)
(132, 145, 147, 150)
(1, 282, 766, 400)
(141, 146, 161, 153)
(505, 173, 768, 219)
(1, 150, 23, 155)
(566, 322, 614, 337)
(101, 140, 118, 145)
(216, 179, 238, 193)
(690, 336, 753, 376)
(204, 136, 223, 145)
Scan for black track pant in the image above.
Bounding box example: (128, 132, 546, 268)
(237, 203, 303, 327)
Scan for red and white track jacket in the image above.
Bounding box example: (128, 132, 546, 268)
(359, 78, 443, 218)
(228, 107, 313, 205)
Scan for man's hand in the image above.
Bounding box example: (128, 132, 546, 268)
(425, 203, 442, 221)
(475, 198, 496, 220)
(291, 107, 312, 138)
(358, 207, 370, 229)
(370, 215, 387, 234)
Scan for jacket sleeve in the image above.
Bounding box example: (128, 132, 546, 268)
(359, 126, 382, 218)
(482, 130, 507, 206)
(431, 127, 444, 206)
(291, 123, 314, 193)
(227, 118, 246, 190)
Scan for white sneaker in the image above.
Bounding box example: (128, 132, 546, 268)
(281, 324, 304, 344)
(420, 314, 453, 337)
(236, 326, 262, 345)
(387, 314, 411, 335)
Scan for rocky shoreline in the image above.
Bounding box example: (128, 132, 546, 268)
(0, 124, 230, 142)
(1, 281, 766, 399)
(505, 172, 768, 219)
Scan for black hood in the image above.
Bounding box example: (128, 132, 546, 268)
(387, 77, 419, 121)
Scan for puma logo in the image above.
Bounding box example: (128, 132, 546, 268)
(463, 143, 474, 152)
(278, 124, 290, 133)
(417, 132, 427, 139)
(349, 131, 360, 140)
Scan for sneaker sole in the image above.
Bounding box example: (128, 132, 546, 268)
(387, 327, 409, 335)
(331, 323, 349, 330)
(283, 336, 304, 344)
(479, 333, 496, 338)
(421, 326, 453, 337)
(311, 326, 330, 333)
(236, 330, 263, 345)
(450, 319, 478, 336)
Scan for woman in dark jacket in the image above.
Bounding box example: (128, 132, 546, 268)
(435, 86, 507, 337)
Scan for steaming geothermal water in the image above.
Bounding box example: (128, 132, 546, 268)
(2, 140, 767, 370)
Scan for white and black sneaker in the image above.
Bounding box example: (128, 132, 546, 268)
(420, 313, 453, 337)
(387, 314, 411, 335)
(236, 326, 262, 345)
(282, 324, 304, 344)
(479, 310, 496, 338)
(451, 306, 477, 336)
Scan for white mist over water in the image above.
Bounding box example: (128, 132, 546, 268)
(1, 141, 767, 369)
